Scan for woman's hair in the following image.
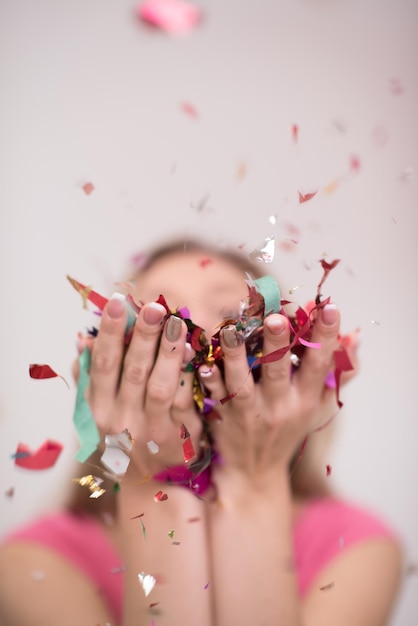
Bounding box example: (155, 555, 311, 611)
(66, 236, 334, 516)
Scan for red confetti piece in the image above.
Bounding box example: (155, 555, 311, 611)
(199, 257, 213, 268)
(291, 123, 299, 143)
(67, 275, 109, 311)
(180, 423, 195, 463)
(187, 516, 201, 523)
(82, 182, 94, 195)
(29, 364, 69, 389)
(13, 439, 63, 470)
(326, 464, 332, 476)
(153, 490, 168, 502)
(130, 512, 145, 519)
(298, 190, 317, 204)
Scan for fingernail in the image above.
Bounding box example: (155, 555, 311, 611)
(199, 367, 213, 378)
(166, 316, 182, 342)
(107, 297, 125, 319)
(267, 316, 285, 334)
(322, 304, 338, 325)
(143, 302, 166, 325)
(222, 325, 241, 348)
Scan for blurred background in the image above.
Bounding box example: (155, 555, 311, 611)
(1, 0, 417, 623)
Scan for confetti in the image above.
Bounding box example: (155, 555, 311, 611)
(268, 214, 277, 225)
(291, 123, 299, 143)
(5, 487, 15, 498)
(138, 571, 156, 597)
(298, 190, 317, 204)
(180, 423, 195, 463)
(67, 275, 108, 311)
(349, 155, 361, 172)
(172, 541, 181, 545)
(249, 236, 276, 263)
(204, 581, 210, 589)
(319, 582, 335, 591)
(137, 0, 201, 35)
(154, 490, 169, 502)
(168, 529, 175, 539)
(13, 440, 63, 470)
(82, 182, 94, 195)
(326, 464, 332, 476)
(236, 161, 247, 180)
(101, 430, 133, 475)
(72, 474, 106, 498)
(147, 440, 160, 455)
(389, 77, 404, 95)
(29, 364, 69, 389)
(181, 101, 199, 118)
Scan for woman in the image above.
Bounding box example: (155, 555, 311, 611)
(0, 238, 403, 626)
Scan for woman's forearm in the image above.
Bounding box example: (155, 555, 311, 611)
(117, 480, 213, 626)
(208, 469, 302, 626)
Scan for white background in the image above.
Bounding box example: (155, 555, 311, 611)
(0, 0, 417, 623)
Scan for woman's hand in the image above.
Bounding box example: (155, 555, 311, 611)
(78, 296, 203, 479)
(198, 304, 346, 486)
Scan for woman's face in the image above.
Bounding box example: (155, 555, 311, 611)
(134, 251, 250, 337)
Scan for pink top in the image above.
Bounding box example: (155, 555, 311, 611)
(3, 497, 397, 624)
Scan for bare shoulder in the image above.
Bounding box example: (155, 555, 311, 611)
(0, 541, 113, 626)
(302, 536, 404, 626)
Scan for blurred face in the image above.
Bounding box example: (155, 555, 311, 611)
(134, 251, 250, 337)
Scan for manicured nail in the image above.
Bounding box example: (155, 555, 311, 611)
(199, 368, 213, 378)
(166, 316, 182, 342)
(107, 297, 125, 319)
(267, 316, 285, 334)
(322, 304, 338, 325)
(222, 325, 241, 348)
(143, 302, 166, 325)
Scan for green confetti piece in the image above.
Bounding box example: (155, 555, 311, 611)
(254, 275, 281, 316)
(140, 518, 147, 542)
(168, 529, 175, 539)
(72, 347, 100, 463)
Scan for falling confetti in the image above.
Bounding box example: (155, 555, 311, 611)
(153, 490, 169, 502)
(291, 123, 299, 143)
(137, 0, 201, 35)
(298, 190, 318, 204)
(326, 464, 332, 476)
(181, 101, 199, 118)
(168, 529, 175, 539)
(101, 430, 133, 475)
(180, 423, 195, 463)
(13, 440, 63, 470)
(67, 275, 108, 311)
(249, 236, 276, 263)
(72, 474, 106, 498)
(5, 487, 15, 498)
(138, 571, 156, 597)
(82, 182, 94, 195)
(147, 440, 160, 455)
(29, 364, 69, 389)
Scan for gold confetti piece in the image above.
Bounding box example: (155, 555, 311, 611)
(289, 284, 303, 294)
(138, 571, 156, 596)
(168, 529, 175, 539)
(72, 474, 106, 498)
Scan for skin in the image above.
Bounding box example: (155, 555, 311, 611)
(0, 250, 403, 626)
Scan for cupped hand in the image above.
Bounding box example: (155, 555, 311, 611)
(80, 297, 203, 479)
(198, 304, 350, 484)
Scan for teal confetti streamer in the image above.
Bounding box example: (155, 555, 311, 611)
(254, 275, 281, 316)
(72, 347, 100, 462)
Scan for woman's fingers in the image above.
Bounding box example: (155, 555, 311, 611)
(260, 314, 292, 402)
(295, 303, 341, 403)
(117, 302, 167, 415)
(87, 297, 128, 427)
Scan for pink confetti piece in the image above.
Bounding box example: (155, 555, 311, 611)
(291, 123, 299, 143)
(137, 0, 201, 34)
(350, 155, 361, 172)
(181, 101, 199, 117)
(298, 337, 321, 349)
